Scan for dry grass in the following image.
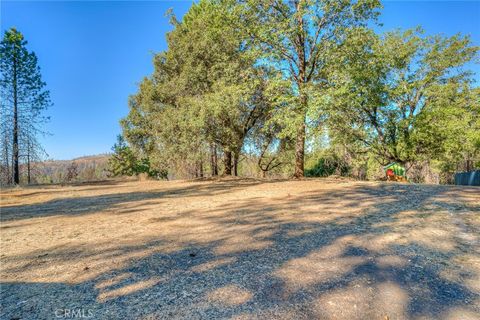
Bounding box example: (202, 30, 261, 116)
(0, 178, 479, 319)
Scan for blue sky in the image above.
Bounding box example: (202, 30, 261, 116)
(1, 1, 479, 160)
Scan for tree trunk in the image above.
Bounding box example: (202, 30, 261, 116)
(293, 121, 305, 178)
(293, 94, 307, 179)
(12, 49, 19, 184)
(210, 143, 218, 176)
(4, 137, 11, 184)
(293, 2, 307, 179)
(198, 159, 203, 178)
(233, 151, 239, 177)
(224, 151, 232, 175)
(27, 143, 31, 184)
(466, 157, 472, 172)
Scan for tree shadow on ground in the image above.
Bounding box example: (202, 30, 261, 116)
(0, 179, 281, 221)
(1, 181, 479, 319)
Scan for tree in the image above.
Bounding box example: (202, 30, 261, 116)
(236, 0, 380, 177)
(0, 28, 50, 184)
(65, 162, 78, 182)
(322, 28, 479, 169)
(424, 86, 480, 179)
(20, 125, 48, 184)
(0, 111, 12, 184)
(118, 1, 478, 183)
(167, 0, 273, 176)
(108, 135, 141, 177)
(108, 135, 165, 179)
(122, 0, 272, 178)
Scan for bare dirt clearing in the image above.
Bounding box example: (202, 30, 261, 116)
(1, 179, 479, 319)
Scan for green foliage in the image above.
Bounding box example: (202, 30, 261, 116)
(0, 28, 51, 185)
(0, 28, 51, 114)
(108, 135, 166, 179)
(118, 1, 478, 183)
(305, 155, 350, 177)
(121, 0, 276, 178)
(236, 0, 382, 177)
(320, 28, 479, 169)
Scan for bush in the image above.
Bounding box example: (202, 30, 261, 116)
(305, 154, 350, 177)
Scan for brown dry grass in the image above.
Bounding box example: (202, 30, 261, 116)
(0, 178, 479, 319)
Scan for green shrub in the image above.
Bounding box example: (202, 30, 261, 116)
(305, 154, 350, 177)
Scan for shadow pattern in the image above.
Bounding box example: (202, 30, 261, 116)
(1, 180, 479, 319)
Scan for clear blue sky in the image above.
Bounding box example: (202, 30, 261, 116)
(1, 1, 479, 160)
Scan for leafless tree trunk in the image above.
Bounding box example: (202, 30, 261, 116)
(12, 49, 19, 184)
(3, 135, 11, 184)
(27, 139, 31, 184)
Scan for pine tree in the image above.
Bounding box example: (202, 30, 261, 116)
(0, 28, 51, 184)
(108, 135, 166, 179)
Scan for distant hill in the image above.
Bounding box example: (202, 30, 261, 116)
(30, 154, 111, 184)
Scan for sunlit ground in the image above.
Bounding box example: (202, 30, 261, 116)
(1, 178, 479, 319)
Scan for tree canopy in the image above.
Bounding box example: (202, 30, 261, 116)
(321, 28, 479, 168)
(117, 0, 479, 182)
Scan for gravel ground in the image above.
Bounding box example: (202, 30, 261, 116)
(0, 178, 479, 320)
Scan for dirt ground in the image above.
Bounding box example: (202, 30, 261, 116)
(0, 178, 479, 320)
